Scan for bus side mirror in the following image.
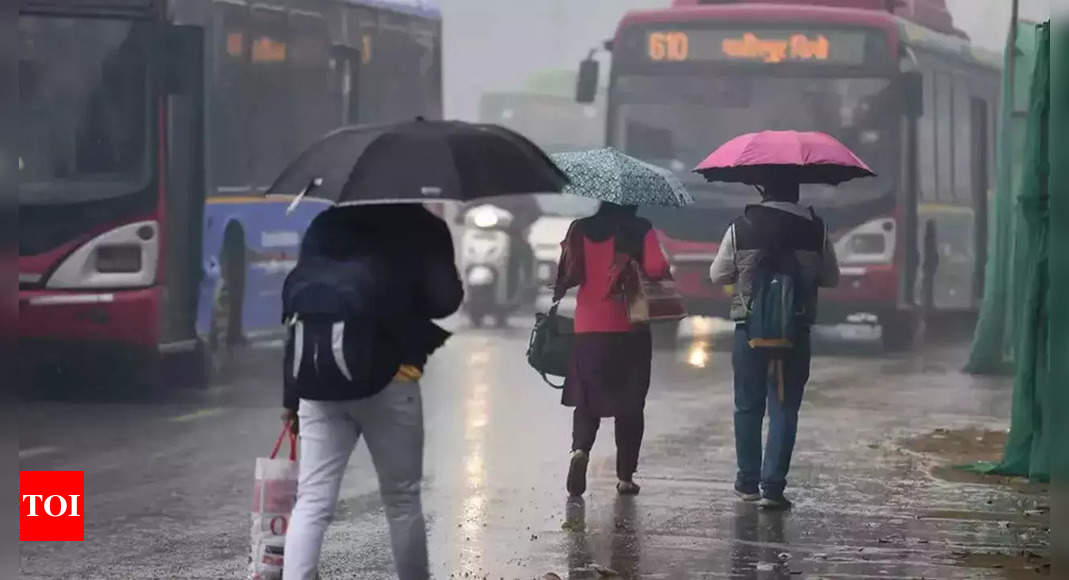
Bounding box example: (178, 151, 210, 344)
(163, 25, 204, 96)
(902, 71, 923, 119)
(576, 56, 599, 104)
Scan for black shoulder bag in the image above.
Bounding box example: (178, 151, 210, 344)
(526, 301, 574, 389)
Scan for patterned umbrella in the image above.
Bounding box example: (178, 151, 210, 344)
(551, 148, 694, 207)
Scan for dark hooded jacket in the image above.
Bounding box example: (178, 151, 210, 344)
(282, 205, 463, 410)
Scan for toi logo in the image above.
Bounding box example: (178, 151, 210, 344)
(20, 471, 84, 541)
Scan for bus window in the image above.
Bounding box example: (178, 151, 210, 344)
(417, 28, 442, 119)
(934, 72, 953, 202)
(249, 6, 291, 189)
(918, 70, 937, 202)
(362, 13, 433, 122)
(953, 77, 973, 202)
(212, 2, 250, 190)
(18, 16, 151, 202)
(290, 12, 337, 153)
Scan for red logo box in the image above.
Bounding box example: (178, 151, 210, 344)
(20, 471, 84, 542)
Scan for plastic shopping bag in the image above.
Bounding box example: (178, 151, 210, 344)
(248, 421, 298, 580)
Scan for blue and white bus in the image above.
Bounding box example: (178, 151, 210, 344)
(197, 0, 442, 379)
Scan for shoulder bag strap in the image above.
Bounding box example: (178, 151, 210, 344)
(540, 372, 565, 389)
(538, 301, 566, 389)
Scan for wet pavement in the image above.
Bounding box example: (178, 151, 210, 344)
(19, 319, 1050, 578)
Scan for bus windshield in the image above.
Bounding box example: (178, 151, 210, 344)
(611, 75, 898, 206)
(18, 16, 152, 204)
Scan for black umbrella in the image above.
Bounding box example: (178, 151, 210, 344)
(266, 118, 569, 207)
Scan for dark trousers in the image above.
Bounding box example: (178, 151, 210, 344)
(732, 327, 811, 496)
(571, 407, 644, 481)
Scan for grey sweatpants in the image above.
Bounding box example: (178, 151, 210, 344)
(283, 381, 427, 580)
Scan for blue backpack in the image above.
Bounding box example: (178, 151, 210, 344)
(746, 246, 814, 402)
(746, 247, 809, 353)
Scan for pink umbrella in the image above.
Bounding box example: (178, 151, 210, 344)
(693, 130, 875, 186)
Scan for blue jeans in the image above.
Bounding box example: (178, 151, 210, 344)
(732, 326, 811, 496)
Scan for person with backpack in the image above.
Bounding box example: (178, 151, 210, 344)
(553, 202, 670, 497)
(281, 204, 463, 580)
(709, 178, 839, 510)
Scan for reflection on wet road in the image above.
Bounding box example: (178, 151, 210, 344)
(19, 317, 1048, 578)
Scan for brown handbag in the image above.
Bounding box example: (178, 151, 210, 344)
(610, 255, 687, 324)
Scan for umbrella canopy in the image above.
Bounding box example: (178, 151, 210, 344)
(693, 130, 875, 186)
(551, 148, 693, 207)
(266, 118, 568, 205)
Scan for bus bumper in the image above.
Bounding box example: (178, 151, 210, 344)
(18, 287, 163, 387)
(18, 287, 161, 349)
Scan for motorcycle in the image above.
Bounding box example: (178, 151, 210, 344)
(460, 204, 537, 327)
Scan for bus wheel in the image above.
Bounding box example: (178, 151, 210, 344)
(205, 242, 244, 384)
(204, 277, 233, 384)
(881, 316, 915, 352)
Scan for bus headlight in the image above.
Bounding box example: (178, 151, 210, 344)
(835, 218, 895, 266)
(46, 221, 159, 289)
(95, 245, 143, 273)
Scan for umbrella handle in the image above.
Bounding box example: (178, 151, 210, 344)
(287, 177, 322, 215)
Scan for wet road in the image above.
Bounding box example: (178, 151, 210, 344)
(19, 319, 1049, 579)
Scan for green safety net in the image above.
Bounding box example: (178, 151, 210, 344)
(966, 22, 1040, 375)
(968, 22, 1051, 482)
(1049, 22, 1069, 484)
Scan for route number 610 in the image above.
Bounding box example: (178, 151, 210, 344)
(648, 31, 689, 62)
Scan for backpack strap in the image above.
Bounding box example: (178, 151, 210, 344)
(731, 221, 738, 272)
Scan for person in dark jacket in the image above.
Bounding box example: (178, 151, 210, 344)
(709, 179, 839, 510)
(283, 204, 462, 580)
(553, 202, 670, 497)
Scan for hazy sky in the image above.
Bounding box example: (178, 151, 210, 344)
(442, 0, 1052, 120)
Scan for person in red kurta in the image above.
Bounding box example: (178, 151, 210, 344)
(553, 202, 670, 496)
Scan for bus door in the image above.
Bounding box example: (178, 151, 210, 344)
(159, 25, 206, 351)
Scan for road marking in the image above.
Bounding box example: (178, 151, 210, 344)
(19, 446, 61, 460)
(170, 407, 228, 423)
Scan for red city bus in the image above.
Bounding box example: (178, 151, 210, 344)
(18, 0, 443, 389)
(577, 0, 1000, 349)
(17, 0, 206, 385)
